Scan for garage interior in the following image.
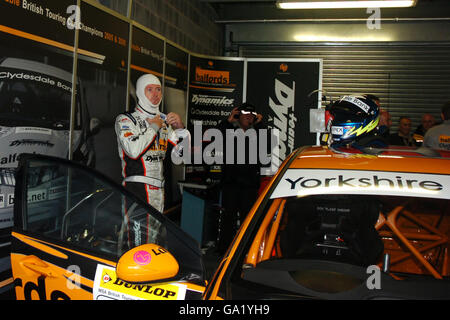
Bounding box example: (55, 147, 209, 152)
(99, 0, 450, 287)
(1, 0, 450, 300)
(102, 0, 450, 132)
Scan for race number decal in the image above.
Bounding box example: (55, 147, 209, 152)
(93, 265, 186, 300)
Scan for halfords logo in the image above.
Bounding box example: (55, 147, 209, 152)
(195, 67, 229, 85)
(191, 94, 234, 106)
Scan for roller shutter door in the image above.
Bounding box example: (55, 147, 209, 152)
(239, 44, 450, 133)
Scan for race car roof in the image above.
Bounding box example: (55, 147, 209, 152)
(288, 146, 450, 175)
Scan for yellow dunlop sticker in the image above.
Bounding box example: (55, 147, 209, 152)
(93, 264, 186, 300)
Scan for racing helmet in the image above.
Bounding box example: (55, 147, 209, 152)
(326, 95, 380, 146)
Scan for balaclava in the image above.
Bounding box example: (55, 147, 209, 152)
(136, 74, 162, 115)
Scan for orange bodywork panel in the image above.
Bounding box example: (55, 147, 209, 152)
(11, 252, 94, 300)
(290, 146, 450, 175)
(11, 233, 205, 300)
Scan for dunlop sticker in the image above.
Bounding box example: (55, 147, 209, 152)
(93, 265, 186, 300)
(271, 169, 450, 200)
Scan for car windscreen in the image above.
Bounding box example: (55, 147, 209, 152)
(238, 194, 450, 299)
(0, 68, 79, 130)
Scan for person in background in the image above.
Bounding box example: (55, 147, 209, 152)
(413, 113, 436, 144)
(363, 94, 391, 141)
(216, 102, 265, 255)
(388, 116, 415, 146)
(423, 101, 450, 151)
(415, 113, 436, 136)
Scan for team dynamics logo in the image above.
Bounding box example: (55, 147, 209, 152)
(267, 78, 297, 172)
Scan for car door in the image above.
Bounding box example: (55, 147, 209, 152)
(11, 154, 205, 300)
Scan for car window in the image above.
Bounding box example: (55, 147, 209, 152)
(21, 159, 144, 258)
(16, 156, 204, 282)
(0, 68, 81, 130)
(236, 194, 450, 299)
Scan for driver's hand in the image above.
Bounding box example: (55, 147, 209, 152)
(228, 107, 240, 123)
(166, 112, 184, 129)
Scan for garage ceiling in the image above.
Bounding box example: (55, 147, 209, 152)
(200, 0, 450, 23)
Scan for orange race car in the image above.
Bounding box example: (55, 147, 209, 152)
(10, 144, 450, 300)
(204, 144, 450, 299)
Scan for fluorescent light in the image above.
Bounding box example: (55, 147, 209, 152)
(293, 34, 393, 41)
(277, 0, 416, 9)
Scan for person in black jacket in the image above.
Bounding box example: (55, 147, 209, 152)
(216, 102, 266, 254)
(388, 116, 415, 146)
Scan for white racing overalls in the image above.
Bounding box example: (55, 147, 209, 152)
(115, 105, 189, 244)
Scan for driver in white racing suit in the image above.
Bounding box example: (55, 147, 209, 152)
(115, 74, 189, 243)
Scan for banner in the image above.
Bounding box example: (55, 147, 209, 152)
(245, 59, 322, 164)
(187, 56, 244, 131)
(78, 1, 129, 70)
(75, 3, 130, 185)
(0, 0, 76, 49)
(186, 56, 244, 181)
(165, 43, 188, 91)
(130, 25, 164, 82)
(163, 43, 189, 205)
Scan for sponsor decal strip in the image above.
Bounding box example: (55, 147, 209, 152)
(12, 232, 116, 267)
(341, 95, 371, 114)
(130, 64, 176, 82)
(0, 24, 105, 61)
(0, 277, 13, 288)
(189, 84, 235, 92)
(271, 169, 450, 200)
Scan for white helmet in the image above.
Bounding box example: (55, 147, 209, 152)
(136, 73, 162, 114)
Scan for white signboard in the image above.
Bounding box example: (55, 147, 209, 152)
(271, 169, 450, 200)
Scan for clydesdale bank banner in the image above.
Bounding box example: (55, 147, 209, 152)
(186, 55, 244, 180)
(245, 58, 322, 164)
(187, 55, 245, 131)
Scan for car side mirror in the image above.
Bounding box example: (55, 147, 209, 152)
(90, 118, 101, 136)
(116, 244, 179, 283)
